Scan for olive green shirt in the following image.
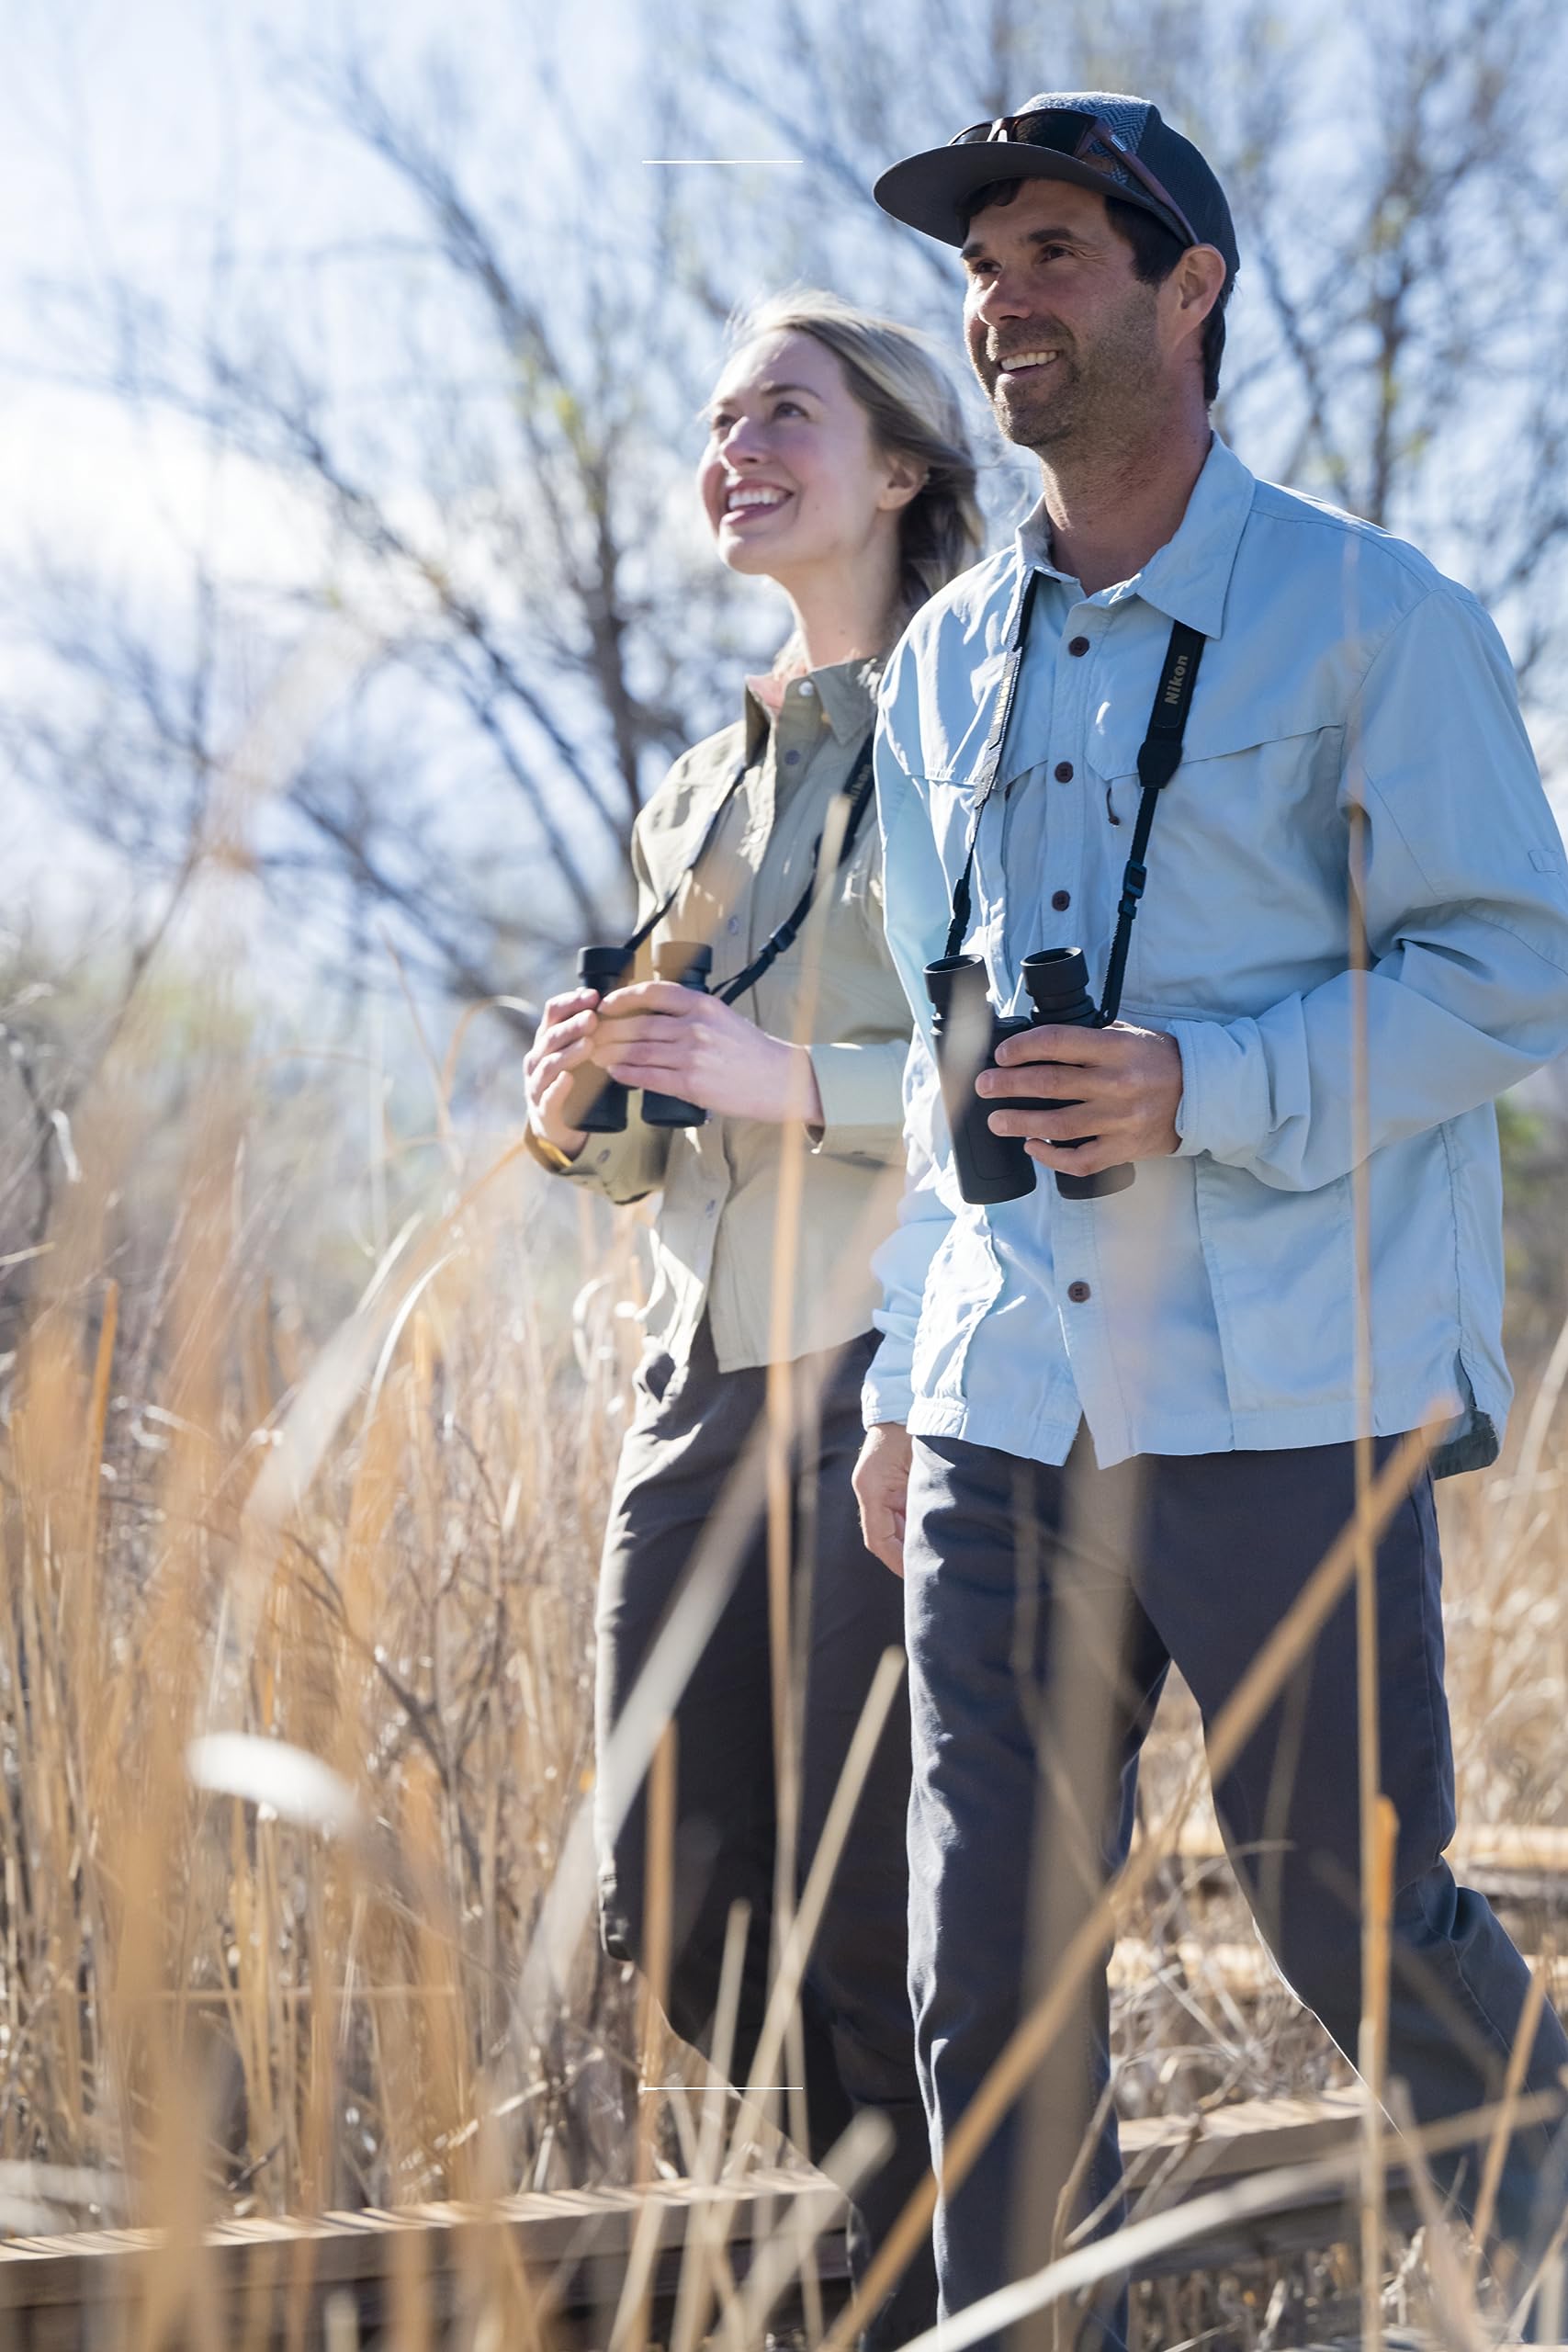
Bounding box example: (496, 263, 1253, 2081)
(553, 656, 912, 1371)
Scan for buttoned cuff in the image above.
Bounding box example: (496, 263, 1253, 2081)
(807, 1038, 908, 1163)
(549, 1113, 670, 1204)
(523, 1120, 578, 1175)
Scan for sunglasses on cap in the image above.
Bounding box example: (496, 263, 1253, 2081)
(951, 108, 1201, 252)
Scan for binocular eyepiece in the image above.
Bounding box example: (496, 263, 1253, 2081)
(560, 940, 715, 1134)
(925, 946, 1134, 1205)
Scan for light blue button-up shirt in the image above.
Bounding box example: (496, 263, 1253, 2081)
(863, 436, 1568, 1472)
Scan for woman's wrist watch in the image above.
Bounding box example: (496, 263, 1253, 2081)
(524, 1118, 579, 1174)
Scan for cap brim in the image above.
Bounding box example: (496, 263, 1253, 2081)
(873, 142, 1179, 249)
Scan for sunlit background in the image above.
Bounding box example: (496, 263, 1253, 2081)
(2, 2, 1567, 2344)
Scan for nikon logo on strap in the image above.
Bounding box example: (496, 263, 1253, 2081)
(1162, 651, 1191, 707)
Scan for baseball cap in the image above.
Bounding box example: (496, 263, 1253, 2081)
(874, 91, 1238, 276)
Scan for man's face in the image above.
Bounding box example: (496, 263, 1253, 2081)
(961, 177, 1168, 455)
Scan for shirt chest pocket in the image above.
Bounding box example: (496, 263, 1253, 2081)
(1086, 697, 1348, 1017)
(918, 649, 1008, 788)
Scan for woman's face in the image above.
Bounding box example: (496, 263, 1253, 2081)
(698, 328, 909, 586)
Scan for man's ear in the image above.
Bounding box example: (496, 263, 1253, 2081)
(1173, 243, 1228, 331)
(878, 451, 929, 514)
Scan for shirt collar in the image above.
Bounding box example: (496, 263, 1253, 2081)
(741, 651, 883, 760)
(1014, 433, 1257, 640)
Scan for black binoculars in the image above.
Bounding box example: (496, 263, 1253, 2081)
(925, 945, 1134, 1205)
(561, 939, 714, 1134)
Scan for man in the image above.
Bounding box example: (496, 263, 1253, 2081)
(854, 90, 1568, 2347)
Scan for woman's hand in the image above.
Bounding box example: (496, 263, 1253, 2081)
(523, 988, 600, 1156)
(593, 979, 825, 1129)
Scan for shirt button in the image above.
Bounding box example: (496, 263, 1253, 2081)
(1052, 889, 1071, 910)
(1054, 762, 1074, 782)
(798, 681, 816, 697)
(727, 915, 740, 934)
(1066, 1281, 1091, 1304)
(1068, 636, 1090, 658)
(784, 748, 801, 765)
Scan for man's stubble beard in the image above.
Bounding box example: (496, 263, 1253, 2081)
(992, 352, 1089, 454)
(987, 292, 1165, 464)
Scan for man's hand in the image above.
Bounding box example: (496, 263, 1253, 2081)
(976, 1019, 1184, 1180)
(853, 1422, 913, 1577)
(593, 979, 825, 1129)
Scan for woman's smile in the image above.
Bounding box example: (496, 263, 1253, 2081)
(720, 478, 797, 531)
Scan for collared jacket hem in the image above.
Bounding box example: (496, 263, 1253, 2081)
(899, 1374, 1480, 1473)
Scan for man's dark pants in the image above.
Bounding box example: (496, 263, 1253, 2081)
(906, 1430, 1568, 2349)
(596, 1320, 937, 2346)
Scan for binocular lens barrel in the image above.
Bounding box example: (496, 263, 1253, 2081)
(1021, 949, 1134, 1200)
(640, 941, 714, 1129)
(927, 946, 1136, 1205)
(926, 955, 1038, 1205)
(1021, 946, 1096, 1020)
(563, 944, 633, 1133)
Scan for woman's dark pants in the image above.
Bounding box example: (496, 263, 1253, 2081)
(595, 1320, 935, 2346)
(905, 1430, 1568, 2352)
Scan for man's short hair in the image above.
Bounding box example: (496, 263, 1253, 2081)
(957, 181, 1233, 405)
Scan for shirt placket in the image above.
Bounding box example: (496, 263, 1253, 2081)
(753, 684, 828, 953)
(1042, 604, 1133, 1463)
(709, 677, 834, 1351)
(685, 763, 758, 1257)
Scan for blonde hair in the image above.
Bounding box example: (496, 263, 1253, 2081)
(727, 288, 985, 643)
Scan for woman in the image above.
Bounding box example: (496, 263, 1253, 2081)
(523, 290, 981, 2343)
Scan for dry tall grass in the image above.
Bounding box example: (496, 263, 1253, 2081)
(0, 1019, 653, 2233)
(1, 983, 1565, 2346)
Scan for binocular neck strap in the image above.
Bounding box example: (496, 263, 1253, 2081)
(716, 731, 877, 1006)
(943, 569, 1041, 961)
(616, 729, 878, 999)
(619, 758, 750, 959)
(940, 565, 1207, 1011)
(1098, 618, 1206, 1025)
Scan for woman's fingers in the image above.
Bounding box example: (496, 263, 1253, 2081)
(536, 1041, 594, 1091)
(592, 1014, 698, 1076)
(598, 978, 703, 1018)
(546, 1007, 599, 1052)
(602, 1063, 691, 1086)
(593, 1009, 701, 1048)
(535, 989, 599, 1043)
(525, 996, 598, 1074)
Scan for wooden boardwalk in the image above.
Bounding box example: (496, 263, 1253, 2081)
(0, 2095, 1382, 2347)
(0, 2165, 844, 2349)
(8, 1810, 1565, 2346)
(1157, 1818, 1568, 1905)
